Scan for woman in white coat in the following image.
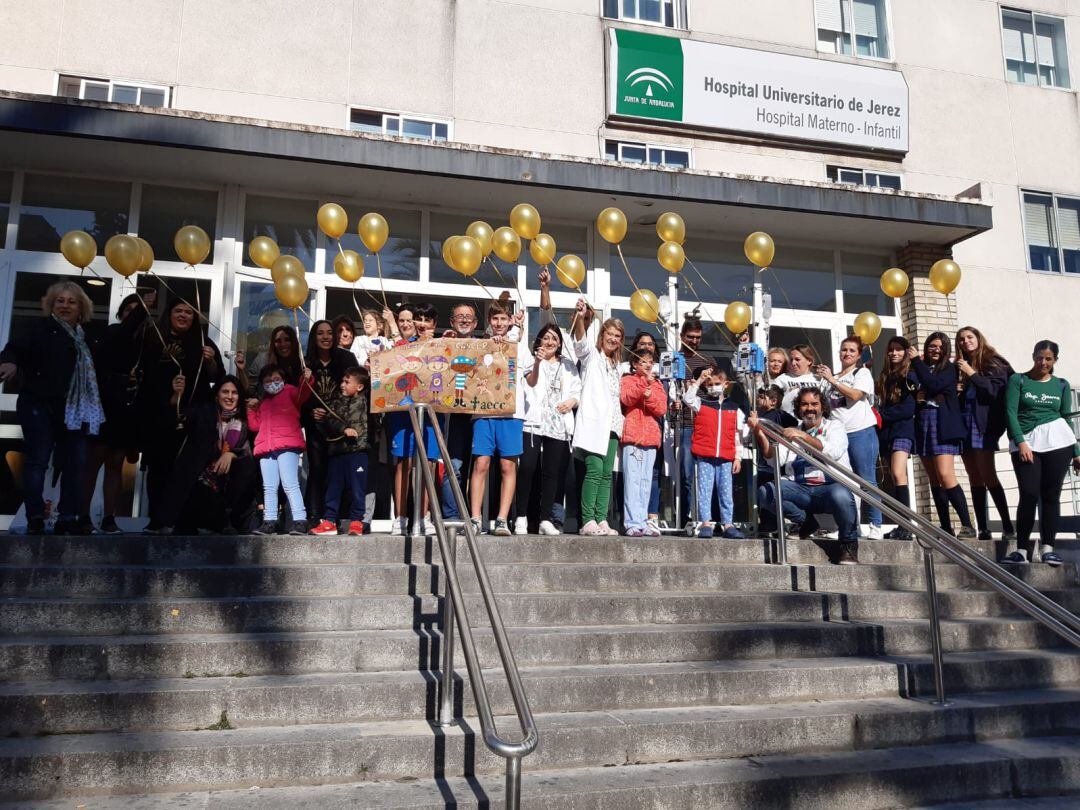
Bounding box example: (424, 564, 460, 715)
(571, 297, 625, 536)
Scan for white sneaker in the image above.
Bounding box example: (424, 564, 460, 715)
(514, 517, 529, 535)
(422, 519, 436, 536)
(597, 520, 619, 536)
(391, 517, 407, 536)
(538, 520, 560, 536)
(645, 518, 661, 536)
(866, 525, 884, 540)
(579, 520, 600, 536)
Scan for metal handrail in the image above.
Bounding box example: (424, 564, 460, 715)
(405, 403, 538, 809)
(753, 418, 1080, 703)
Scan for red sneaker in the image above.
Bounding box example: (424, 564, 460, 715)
(309, 519, 338, 536)
(347, 520, 364, 536)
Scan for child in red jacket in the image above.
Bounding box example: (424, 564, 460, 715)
(684, 365, 746, 539)
(620, 349, 667, 537)
(247, 364, 313, 535)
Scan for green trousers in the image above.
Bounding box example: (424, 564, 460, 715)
(579, 434, 618, 526)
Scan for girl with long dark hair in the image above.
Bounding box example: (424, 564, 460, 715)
(955, 326, 1016, 540)
(876, 336, 918, 539)
(303, 319, 356, 521)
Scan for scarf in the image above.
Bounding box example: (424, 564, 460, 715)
(54, 315, 105, 435)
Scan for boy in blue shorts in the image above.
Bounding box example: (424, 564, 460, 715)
(468, 301, 524, 536)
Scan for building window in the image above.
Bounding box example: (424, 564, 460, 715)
(1023, 190, 1080, 274)
(349, 108, 449, 142)
(602, 0, 681, 28)
(1001, 8, 1070, 89)
(16, 174, 130, 253)
(815, 0, 891, 60)
(57, 75, 170, 107)
(139, 185, 219, 265)
(243, 195, 318, 271)
(604, 139, 690, 168)
(827, 165, 902, 189)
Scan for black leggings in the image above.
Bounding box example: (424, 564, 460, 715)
(516, 432, 571, 525)
(1011, 445, 1074, 551)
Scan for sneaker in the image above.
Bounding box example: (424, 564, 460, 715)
(422, 519, 437, 536)
(391, 517, 407, 536)
(837, 541, 859, 565)
(956, 526, 977, 541)
(253, 521, 277, 536)
(492, 517, 511, 536)
(1002, 530, 1017, 543)
(25, 516, 45, 535)
(977, 530, 992, 541)
(721, 525, 745, 539)
(1002, 550, 1029, 564)
(78, 515, 95, 535)
(469, 517, 484, 536)
(53, 518, 82, 536)
(347, 521, 364, 536)
(309, 520, 339, 536)
(514, 517, 529, 536)
(1042, 551, 1064, 567)
(538, 520, 560, 536)
(624, 527, 645, 537)
(579, 520, 600, 536)
(289, 520, 308, 536)
(645, 518, 661, 536)
(885, 526, 912, 541)
(798, 517, 820, 540)
(697, 524, 715, 539)
(866, 525, 884, 541)
(99, 515, 123, 535)
(597, 520, 618, 536)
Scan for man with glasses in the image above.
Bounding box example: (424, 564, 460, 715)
(440, 303, 479, 519)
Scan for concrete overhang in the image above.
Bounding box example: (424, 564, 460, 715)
(0, 93, 991, 250)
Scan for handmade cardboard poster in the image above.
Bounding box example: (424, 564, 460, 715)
(370, 338, 518, 415)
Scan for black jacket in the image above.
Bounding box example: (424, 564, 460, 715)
(0, 316, 104, 415)
(960, 359, 1014, 442)
(911, 358, 965, 443)
(319, 392, 370, 455)
(877, 372, 918, 446)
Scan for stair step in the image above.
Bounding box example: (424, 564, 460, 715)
(3, 693, 1079, 800)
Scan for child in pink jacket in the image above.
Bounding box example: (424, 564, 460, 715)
(247, 363, 313, 535)
(620, 349, 667, 536)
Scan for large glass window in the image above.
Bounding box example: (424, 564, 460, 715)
(1002, 8, 1070, 88)
(816, 0, 891, 59)
(602, 0, 680, 28)
(678, 237, 755, 306)
(524, 225, 589, 291)
(841, 252, 892, 314)
(761, 247, 837, 312)
(336, 207, 421, 282)
(0, 171, 11, 247)
(1020, 190, 1080, 274)
(243, 195, 318, 271)
(350, 109, 449, 142)
(139, 185, 218, 265)
(16, 174, 130, 253)
(429, 213, 510, 288)
(233, 279, 313, 372)
(605, 140, 690, 169)
(609, 232, 675, 299)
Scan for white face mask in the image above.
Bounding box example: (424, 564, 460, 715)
(264, 380, 285, 395)
(708, 385, 726, 396)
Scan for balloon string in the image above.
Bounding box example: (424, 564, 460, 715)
(678, 271, 738, 351)
(615, 244, 642, 294)
(470, 275, 498, 302)
(188, 265, 206, 409)
(484, 256, 523, 306)
(145, 271, 240, 351)
(293, 307, 308, 372)
(128, 277, 183, 419)
(375, 253, 388, 310)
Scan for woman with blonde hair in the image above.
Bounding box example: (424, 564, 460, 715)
(773, 343, 825, 415)
(766, 347, 789, 383)
(571, 299, 624, 535)
(0, 281, 105, 534)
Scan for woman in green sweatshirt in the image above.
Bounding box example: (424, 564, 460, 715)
(1002, 340, 1080, 566)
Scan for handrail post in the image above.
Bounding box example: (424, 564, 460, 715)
(410, 405, 425, 539)
(922, 548, 950, 705)
(438, 526, 458, 727)
(505, 755, 522, 810)
(772, 446, 787, 565)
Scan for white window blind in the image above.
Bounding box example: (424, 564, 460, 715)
(816, 0, 844, 32)
(1002, 15, 1035, 63)
(1036, 22, 1056, 67)
(853, 0, 881, 38)
(1057, 199, 1080, 250)
(1024, 194, 1055, 247)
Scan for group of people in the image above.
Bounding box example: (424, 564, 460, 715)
(2, 277, 1078, 568)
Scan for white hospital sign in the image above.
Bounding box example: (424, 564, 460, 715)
(608, 29, 909, 153)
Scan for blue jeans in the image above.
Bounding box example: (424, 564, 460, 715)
(18, 395, 86, 521)
(758, 479, 859, 541)
(440, 414, 472, 519)
(621, 445, 656, 531)
(846, 426, 881, 527)
(260, 450, 306, 522)
(324, 451, 368, 522)
(695, 456, 733, 525)
(679, 425, 694, 523)
(648, 447, 662, 515)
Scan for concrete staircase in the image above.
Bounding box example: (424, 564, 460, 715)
(2, 533, 1080, 808)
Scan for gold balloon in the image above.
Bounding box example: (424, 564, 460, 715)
(317, 203, 348, 240)
(358, 212, 389, 253)
(60, 230, 96, 269)
(509, 204, 541, 240)
(657, 241, 685, 273)
(529, 233, 557, 266)
(656, 212, 686, 245)
(629, 289, 660, 323)
(450, 235, 483, 277)
(929, 259, 961, 295)
(743, 232, 775, 268)
(135, 237, 154, 272)
(270, 254, 306, 284)
(248, 236, 280, 270)
(442, 236, 460, 270)
(880, 267, 909, 299)
(466, 221, 494, 257)
(174, 225, 211, 266)
(853, 311, 882, 344)
(724, 301, 752, 334)
(334, 249, 364, 283)
(491, 226, 522, 263)
(275, 273, 309, 309)
(104, 234, 142, 278)
(596, 207, 628, 244)
(555, 254, 586, 289)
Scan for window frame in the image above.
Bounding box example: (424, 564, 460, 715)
(600, 0, 685, 30)
(813, 0, 895, 63)
(348, 107, 452, 142)
(999, 7, 1072, 90)
(1019, 188, 1080, 276)
(604, 138, 692, 169)
(826, 165, 903, 189)
(56, 74, 172, 107)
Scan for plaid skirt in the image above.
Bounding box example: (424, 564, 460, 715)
(890, 437, 914, 455)
(915, 408, 962, 457)
(962, 408, 997, 451)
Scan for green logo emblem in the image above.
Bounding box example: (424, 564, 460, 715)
(614, 30, 684, 122)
